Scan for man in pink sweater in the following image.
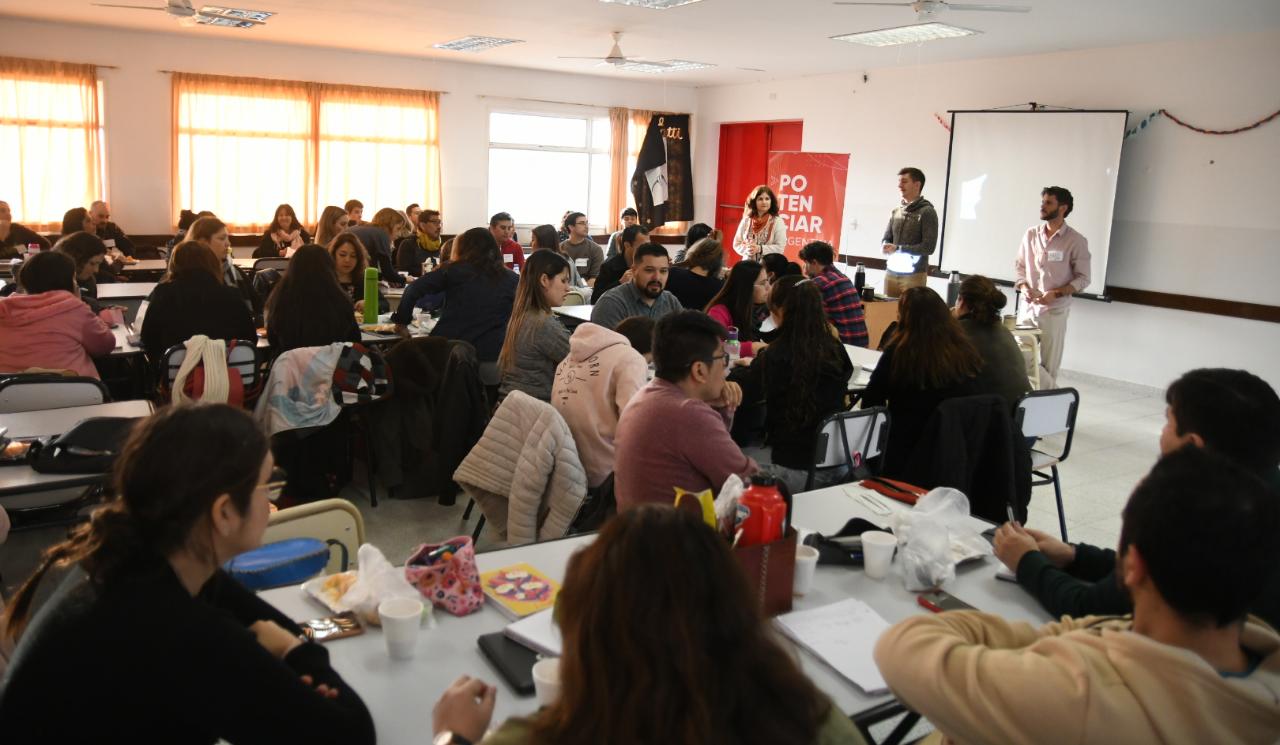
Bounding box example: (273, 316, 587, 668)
(614, 311, 757, 510)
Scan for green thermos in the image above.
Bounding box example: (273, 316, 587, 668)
(363, 267, 379, 324)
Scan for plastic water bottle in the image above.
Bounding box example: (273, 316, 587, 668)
(726, 327, 741, 362)
(362, 267, 380, 324)
(947, 270, 962, 308)
(854, 262, 866, 292)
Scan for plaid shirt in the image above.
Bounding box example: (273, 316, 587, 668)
(811, 266, 868, 347)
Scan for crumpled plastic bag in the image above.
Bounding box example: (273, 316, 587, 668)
(891, 487, 985, 591)
(716, 473, 747, 537)
(337, 543, 429, 626)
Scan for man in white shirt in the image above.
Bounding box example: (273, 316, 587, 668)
(1014, 186, 1091, 386)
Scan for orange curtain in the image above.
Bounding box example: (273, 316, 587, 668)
(0, 56, 102, 231)
(607, 107, 628, 232)
(171, 72, 440, 232)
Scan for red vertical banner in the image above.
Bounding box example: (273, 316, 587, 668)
(767, 152, 850, 263)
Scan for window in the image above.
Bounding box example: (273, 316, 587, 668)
(487, 111, 612, 231)
(173, 73, 439, 232)
(0, 57, 106, 231)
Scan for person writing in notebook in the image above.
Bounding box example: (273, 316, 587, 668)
(875, 447, 1280, 744)
(993, 367, 1280, 629)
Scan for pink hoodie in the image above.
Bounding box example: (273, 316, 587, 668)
(551, 322, 648, 488)
(0, 291, 116, 379)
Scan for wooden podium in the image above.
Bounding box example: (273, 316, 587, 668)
(862, 297, 899, 349)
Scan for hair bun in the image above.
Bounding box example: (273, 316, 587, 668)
(992, 291, 1008, 310)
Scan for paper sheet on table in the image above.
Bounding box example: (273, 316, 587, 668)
(503, 607, 562, 657)
(775, 598, 891, 694)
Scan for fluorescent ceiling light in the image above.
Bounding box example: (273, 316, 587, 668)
(610, 59, 714, 74)
(433, 36, 524, 53)
(831, 22, 977, 47)
(598, 0, 704, 8)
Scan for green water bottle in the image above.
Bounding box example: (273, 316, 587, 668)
(363, 267, 379, 324)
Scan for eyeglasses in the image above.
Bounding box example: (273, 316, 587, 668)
(689, 352, 730, 370)
(264, 467, 287, 502)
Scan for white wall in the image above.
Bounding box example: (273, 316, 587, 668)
(695, 30, 1280, 390)
(0, 17, 697, 234)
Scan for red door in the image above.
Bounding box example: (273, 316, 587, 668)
(714, 120, 802, 265)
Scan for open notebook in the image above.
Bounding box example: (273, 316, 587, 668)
(775, 598, 892, 694)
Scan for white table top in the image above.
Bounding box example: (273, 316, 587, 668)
(0, 400, 155, 498)
(98, 282, 156, 301)
(260, 483, 1049, 744)
(844, 345, 880, 391)
(552, 304, 593, 322)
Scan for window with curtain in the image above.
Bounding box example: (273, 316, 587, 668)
(487, 111, 611, 230)
(0, 56, 104, 232)
(172, 73, 440, 232)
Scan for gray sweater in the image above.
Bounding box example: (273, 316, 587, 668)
(498, 313, 571, 402)
(882, 196, 938, 275)
(589, 281, 684, 331)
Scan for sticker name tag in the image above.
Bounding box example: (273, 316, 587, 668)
(1047, 250, 1065, 262)
(503, 254, 513, 263)
(575, 258, 588, 267)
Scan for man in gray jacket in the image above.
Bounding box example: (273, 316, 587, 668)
(590, 242, 683, 331)
(882, 167, 938, 297)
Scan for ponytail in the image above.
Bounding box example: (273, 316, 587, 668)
(957, 275, 1007, 325)
(1, 503, 140, 642)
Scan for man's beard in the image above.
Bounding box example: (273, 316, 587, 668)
(641, 281, 663, 299)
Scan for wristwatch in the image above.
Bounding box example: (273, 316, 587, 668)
(433, 732, 473, 745)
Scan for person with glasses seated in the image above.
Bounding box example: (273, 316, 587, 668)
(396, 209, 444, 277)
(0, 404, 375, 744)
(614, 311, 757, 510)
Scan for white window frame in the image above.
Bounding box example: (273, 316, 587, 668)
(485, 105, 612, 234)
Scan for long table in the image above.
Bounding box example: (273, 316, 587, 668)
(0, 400, 155, 501)
(260, 483, 1048, 745)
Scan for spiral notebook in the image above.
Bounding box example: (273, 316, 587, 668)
(775, 598, 891, 694)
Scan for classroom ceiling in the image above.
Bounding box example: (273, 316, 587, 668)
(2, 0, 1278, 86)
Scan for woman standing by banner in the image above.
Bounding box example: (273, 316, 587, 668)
(733, 185, 787, 261)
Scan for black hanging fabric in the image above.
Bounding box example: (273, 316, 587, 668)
(630, 113, 694, 226)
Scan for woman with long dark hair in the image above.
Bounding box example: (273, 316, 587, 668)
(0, 404, 375, 744)
(393, 226, 518, 383)
(497, 249, 572, 402)
(532, 222, 583, 288)
(745, 281, 854, 491)
(673, 221, 714, 264)
(732, 185, 787, 261)
(431, 505, 865, 745)
(862, 286, 982, 474)
(141, 241, 256, 358)
(955, 274, 1031, 408)
(265, 244, 360, 353)
(254, 203, 311, 258)
(705, 259, 768, 357)
(666, 236, 725, 312)
(329, 232, 388, 314)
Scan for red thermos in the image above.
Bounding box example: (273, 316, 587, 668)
(737, 474, 786, 547)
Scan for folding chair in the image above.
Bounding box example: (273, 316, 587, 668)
(0, 374, 110, 413)
(1015, 387, 1080, 541)
(252, 257, 290, 274)
(561, 289, 589, 306)
(263, 498, 365, 574)
(163, 339, 261, 404)
(805, 406, 890, 491)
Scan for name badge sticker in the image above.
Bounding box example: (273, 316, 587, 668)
(1047, 250, 1065, 262)
(575, 258, 588, 267)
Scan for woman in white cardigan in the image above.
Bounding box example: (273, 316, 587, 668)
(732, 184, 788, 260)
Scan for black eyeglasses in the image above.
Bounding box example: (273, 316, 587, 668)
(689, 352, 730, 370)
(264, 467, 287, 502)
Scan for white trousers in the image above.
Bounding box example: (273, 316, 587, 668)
(1026, 305, 1070, 385)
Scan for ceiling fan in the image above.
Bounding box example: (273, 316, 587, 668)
(834, 1, 1030, 16)
(559, 31, 667, 68)
(90, 0, 275, 28)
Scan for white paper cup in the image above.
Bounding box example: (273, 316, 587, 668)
(378, 597, 424, 660)
(532, 657, 561, 707)
(862, 531, 898, 580)
(793, 545, 820, 596)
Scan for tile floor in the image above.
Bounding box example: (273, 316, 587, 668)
(0, 370, 1165, 593)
